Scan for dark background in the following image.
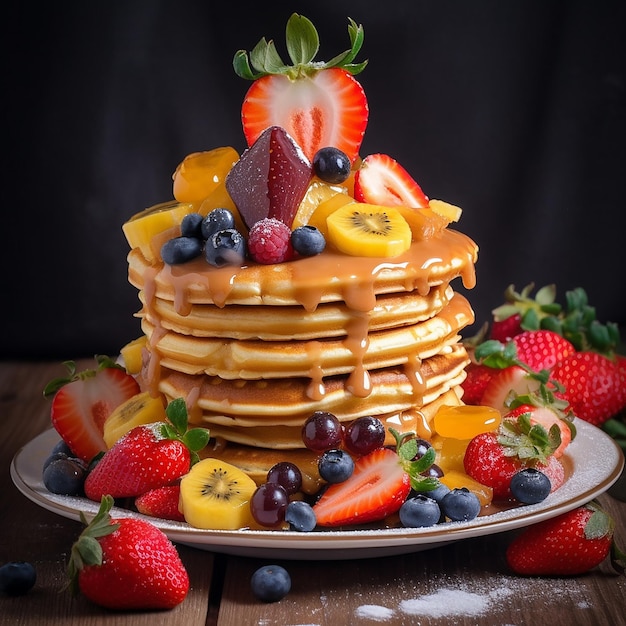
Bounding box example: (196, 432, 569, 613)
(3, 0, 625, 360)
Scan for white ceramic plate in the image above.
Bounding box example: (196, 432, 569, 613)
(11, 422, 624, 560)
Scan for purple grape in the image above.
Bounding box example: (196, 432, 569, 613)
(301, 411, 344, 451)
(344, 416, 386, 456)
(250, 483, 288, 527)
(266, 461, 302, 495)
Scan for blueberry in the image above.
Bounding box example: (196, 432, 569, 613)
(411, 481, 451, 503)
(291, 226, 326, 257)
(181, 212, 204, 238)
(440, 487, 481, 522)
(250, 564, 291, 602)
(510, 468, 552, 504)
(205, 228, 246, 267)
(42, 457, 87, 495)
(285, 501, 317, 532)
(318, 449, 354, 484)
(161, 236, 203, 264)
(312, 147, 351, 184)
(399, 495, 441, 528)
(50, 439, 73, 456)
(201, 208, 236, 240)
(0, 561, 36, 596)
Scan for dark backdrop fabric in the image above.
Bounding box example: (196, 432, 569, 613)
(3, 0, 625, 359)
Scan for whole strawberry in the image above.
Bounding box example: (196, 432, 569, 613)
(512, 329, 575, 372)
(84, 398, 209, 501)
(551, 351, 625, 426)
(506, 501, 624, 576)
(463, 415, 564, 501)
(69, 496, 189, 609)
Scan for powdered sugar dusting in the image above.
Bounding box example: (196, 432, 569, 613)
(354, 576, 596, 622)
(399, 588, 492, 617)
(355, 604, 395, 621)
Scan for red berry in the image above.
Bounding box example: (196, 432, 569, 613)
(248, 218, 294, 264)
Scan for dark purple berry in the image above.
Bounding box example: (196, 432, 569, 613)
(291, 226, 326, 256)
(205, 228, 246, 267)
(313, 147, 351, 184)
(161, 236, 203, 265)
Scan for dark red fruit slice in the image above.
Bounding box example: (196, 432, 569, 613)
(225, 126, 312, 229)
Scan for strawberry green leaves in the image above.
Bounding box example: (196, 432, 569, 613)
(161, 398, 210, 466)
(233, 13, 367, 81)
(68, 495, 119, 594)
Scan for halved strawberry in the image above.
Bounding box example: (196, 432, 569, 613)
(480, 365, 541, 414)
(353, 153, 429, 208)
(235, 14, 369, 164)
(313, 447, 410, 527)
(45, 358, 140, 462)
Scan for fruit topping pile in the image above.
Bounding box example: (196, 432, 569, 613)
(122, 14, 461, 269)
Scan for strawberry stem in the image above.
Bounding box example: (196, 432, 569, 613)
(233, 14, 367, 81)
(67, 496, 120, 594)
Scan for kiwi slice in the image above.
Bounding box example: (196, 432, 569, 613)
(179, 458, 257, 529)
(326, 204, 412, 257)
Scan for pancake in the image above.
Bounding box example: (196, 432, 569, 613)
(158, 343, 470, 423)
(128, 227, 477, 310)
(140, 292, 473, 380)
(138, 283, 454, 341)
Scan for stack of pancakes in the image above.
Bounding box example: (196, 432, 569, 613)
(127, 217, 478, 491)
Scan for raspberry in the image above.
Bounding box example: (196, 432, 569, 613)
(247, 218, 293, 264)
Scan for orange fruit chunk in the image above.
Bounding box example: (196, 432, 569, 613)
(433, 404, 501, 440)
(440, 470, 493, 507)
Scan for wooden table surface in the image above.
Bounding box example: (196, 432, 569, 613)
(1, 360, 625, 625)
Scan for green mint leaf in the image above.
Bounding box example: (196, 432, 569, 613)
(408, 446, 436, 474)
(398, 438, 418, 462)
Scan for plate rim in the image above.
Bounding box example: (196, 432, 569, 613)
(11, 421, 624, 557)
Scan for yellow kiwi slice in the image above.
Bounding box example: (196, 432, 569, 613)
(120, 335, 147, 374)
(326, 203, 412, 257)
(179, 458, 258, 530)
(292, 179, 349, 229)
(102, 392, 167, 448)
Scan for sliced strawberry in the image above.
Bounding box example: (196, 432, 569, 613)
(235, 15, 369, 164)
(480, 365, 541, 414)
(551, 351, 624, 426)
(136, 485, 185, 522)
(48, 362, 140, 462)
(242, 69, 368, 164)
(512, 330, 575, 372)
(353, 154, 429, 208)
(313, 447, 410, 527)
